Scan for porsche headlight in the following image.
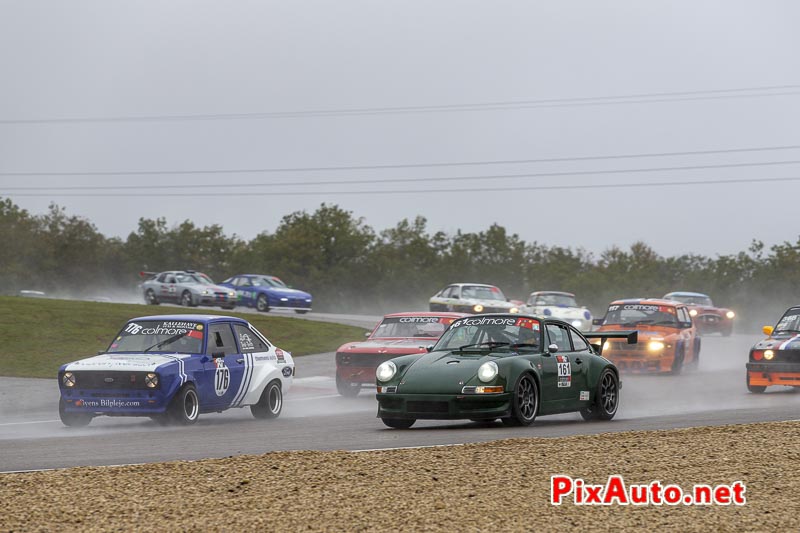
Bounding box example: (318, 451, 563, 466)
(509, 307, 519, 314)
(473, 304, 484, 313)
(726, 311, 735, 319)
(145, 373, 159, 388)
(228, 291, 236, 297)
(571, 320, 582, 328)
(689, 309, 698, 317)
(764, 349, 775, 360)
(62, 372, 76, 388)
(202, 289, 211, 295)
(376, 361, 397, 382)
(477, 361, 499, 383)
(647, 341, 665, 352)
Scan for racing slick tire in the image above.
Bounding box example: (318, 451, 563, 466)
(58, 399, 93, 427)
(336, 375, 361, 397)
(670, 348, 685, 375)
(256, 294, 270, 313)
(689, 338, 701, 370)
(295, 310, 309, 314)
(180, 290, 197, 308)
(167, 384, 200, 425)
(580, 368, 620, 421)
(144, 289, 159, 305)
(501, 373, 538, 427)
(746, 374, 766, 394)
(251, 380, 283, 419)
(381, 418, 415, 429)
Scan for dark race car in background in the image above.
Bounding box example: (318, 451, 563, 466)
(58, 314, 294, 426)
(335, 312, 467, 396)
(746, 306, 800, 393)
(140, 270, 237, 309)
(221, 274, 313, 314)
(663, 292, 735, 336)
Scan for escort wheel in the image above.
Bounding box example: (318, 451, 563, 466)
(251, 381, 283, 419)
(58, 399, 93, 427)
(169, 384, 199, 424)
(336, 375, 361, 397)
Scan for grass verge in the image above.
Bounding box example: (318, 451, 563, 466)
(0, 296, 367, 378)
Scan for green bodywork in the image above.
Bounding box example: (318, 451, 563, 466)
(376, 314, 624, 421)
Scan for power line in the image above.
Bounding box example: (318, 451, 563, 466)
(2, 176, 797, 198)
(2, 160, 799, 191)
(1, 84, 798, 125)
(1, 144, 799, 177)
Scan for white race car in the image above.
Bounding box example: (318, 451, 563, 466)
(522, 291, 593, 330)
(429, 283, 520, 314)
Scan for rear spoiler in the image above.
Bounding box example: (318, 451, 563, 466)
(584, 331, 638, 356)
(139, 271, 157, 279)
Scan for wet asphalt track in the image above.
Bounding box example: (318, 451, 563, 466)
(2, 327, 799, 472)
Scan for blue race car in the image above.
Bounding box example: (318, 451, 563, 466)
(220, 274, 313, 314)
(57, 314, 295, 426)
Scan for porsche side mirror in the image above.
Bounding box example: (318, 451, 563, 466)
(763, 325, 774, 336)
(548, 343, 559, 353)
(426, 344, 435, 352)
(592, 318, 604, 326)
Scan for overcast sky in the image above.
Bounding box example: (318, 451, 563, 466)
(1, 0, 799, 257)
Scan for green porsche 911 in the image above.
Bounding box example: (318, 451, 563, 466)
(375, 314, 636, 429)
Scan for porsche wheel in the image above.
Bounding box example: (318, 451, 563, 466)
(145, 289, 159, 305)
(336, 375, 361, 397)
(382, 418, 415, 429)
(502, 374, 538, 427)
(256, 294, 270, 312)
(746, 374, 766, 394)
(58, 399, 92, 427)
(181, 291, 196, 307)
(251, 381, 282, 419)
(168, 384, 199, 424)
(580, 368, 619, 421)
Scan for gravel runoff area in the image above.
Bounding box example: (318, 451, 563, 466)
(3, 421, 799, 532)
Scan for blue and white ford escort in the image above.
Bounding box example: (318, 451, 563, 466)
(57, 315, 294, 426)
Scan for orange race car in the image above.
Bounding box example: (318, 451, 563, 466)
(746, 306, 800, 393)
(593, 299, 700, 374)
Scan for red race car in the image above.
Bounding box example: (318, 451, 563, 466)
(335, 312, 467, 396)
(663, 292, 735, 336)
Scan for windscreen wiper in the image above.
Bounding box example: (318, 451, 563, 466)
(144, 332, 189, 352)
(457, 341, 510, 351)
(510, 343, 539, 350)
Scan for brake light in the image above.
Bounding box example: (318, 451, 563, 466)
(752, 350, 763, 361)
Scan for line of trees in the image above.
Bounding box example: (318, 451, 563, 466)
(2, 197, 799, 328)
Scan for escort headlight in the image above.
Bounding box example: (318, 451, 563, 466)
(726, 311, 735, 319)
(62, 372, 76, 387)
(473, 304, 484, 313)
(510, 307, 519, 314)
(647, 341, 665, 352)
(603, 341, 611, 352)
(477, 361, 499, 383)
(764, 349, 775, 360)
(689, 309, 698, 317)
(145, 373, 159, 388)
(376, 361, 397, 382)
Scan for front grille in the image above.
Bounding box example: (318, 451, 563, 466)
(406, 401, 449, 414)
(697, 315, 721, 324)
(71, 371, 153, 390)
(337, 352, 398, 366)
(214, 292, 228, 300)
(777, 350, 800, 364)
(90, 392, 135, 398)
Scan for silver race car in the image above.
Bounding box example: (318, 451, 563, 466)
(429, 283, 521, 314)
(140, 270, 237, 309)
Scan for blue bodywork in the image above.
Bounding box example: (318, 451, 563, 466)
(58, 314, 278, 417)
(220, 274, 313, 313)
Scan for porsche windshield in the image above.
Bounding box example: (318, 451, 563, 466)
(775, 309, 800, 333)
(371, 316, 454, 339)
(669, 294, 712, 306)
(602, 304, 679, 327)
(461, 285, 506, 301)
(531, 293, 577, 307)
(107, 320, 205, 354)
(435, 316, 541, 351)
